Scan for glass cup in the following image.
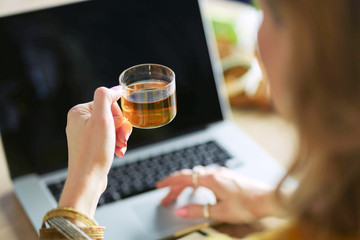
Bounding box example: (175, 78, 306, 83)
(119, 63, 177, 129)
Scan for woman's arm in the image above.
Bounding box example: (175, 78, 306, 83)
(58, 86, 132, 219)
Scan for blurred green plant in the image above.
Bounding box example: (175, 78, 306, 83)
(212, 20, 238, 44)
(252, 0, 260, 9)
(210, 0, 261, 46)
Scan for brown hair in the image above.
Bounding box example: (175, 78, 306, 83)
(270, 0, 360, 236)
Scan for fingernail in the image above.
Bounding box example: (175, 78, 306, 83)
(111, 85, 122, 91)
(120, 147, 127, 155)
(116, 149, 124, 157)
(174, 207, 188, 217)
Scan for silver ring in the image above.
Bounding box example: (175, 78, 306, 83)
(203, 204, 210, 219)
(192, 166, 204, 188)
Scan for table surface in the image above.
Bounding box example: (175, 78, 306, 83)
(0, 1, 297, 239)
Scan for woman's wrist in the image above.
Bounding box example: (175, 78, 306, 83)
(58, 172, 106, 219)
(261, 190, 280, 218)
(257, 189, 291, 219)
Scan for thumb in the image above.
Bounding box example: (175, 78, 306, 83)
(93, 86, 123, 117)
(173, 204, 221, 221)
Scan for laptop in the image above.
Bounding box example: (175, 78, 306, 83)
(0, 0, 285, 239)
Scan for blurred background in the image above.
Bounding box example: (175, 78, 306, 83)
(0, 0, 296, 169)
(203, 0, 297, 168)
(205, 0, 268, 110)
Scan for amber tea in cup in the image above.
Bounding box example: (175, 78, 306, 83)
(119, 64, 176, 129)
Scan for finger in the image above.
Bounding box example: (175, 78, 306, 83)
(157, 169, 226, 197)
(93, 86, 123, 117)
(111, 100, 130, 129)
(112, 101, 123, 125)
(174, 204, 227, 222)
(67, 102, 93, 122)
(115, 146, 127, 158)
(115, 120, 132, 158)
(160, 184, 187, 205)
(111, 99, 123, 117)
(116, 120, 132, 144)
(173, 204, 213, 219)
(156, 169, 193, 188)
(115, 139, 127, 149)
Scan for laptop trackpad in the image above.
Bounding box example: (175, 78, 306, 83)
(132, 187, 216, 235)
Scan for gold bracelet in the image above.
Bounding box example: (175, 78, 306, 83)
(39, 207, 105, 240)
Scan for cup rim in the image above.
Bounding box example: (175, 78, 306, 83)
(119, 63, 175, 91)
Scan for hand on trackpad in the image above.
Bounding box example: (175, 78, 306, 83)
(173, 186, 217, 209)
(132, 187, 216, 235)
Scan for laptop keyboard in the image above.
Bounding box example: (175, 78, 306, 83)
(47, 141, 232, 207)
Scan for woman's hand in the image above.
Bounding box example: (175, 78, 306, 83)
(157, 167, 277, 224)
(59, 86, 132, 218)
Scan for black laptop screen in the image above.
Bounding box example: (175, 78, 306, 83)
(0, 0, 224, 178)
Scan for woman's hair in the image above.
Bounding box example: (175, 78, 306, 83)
(270, 0, 360, 236)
